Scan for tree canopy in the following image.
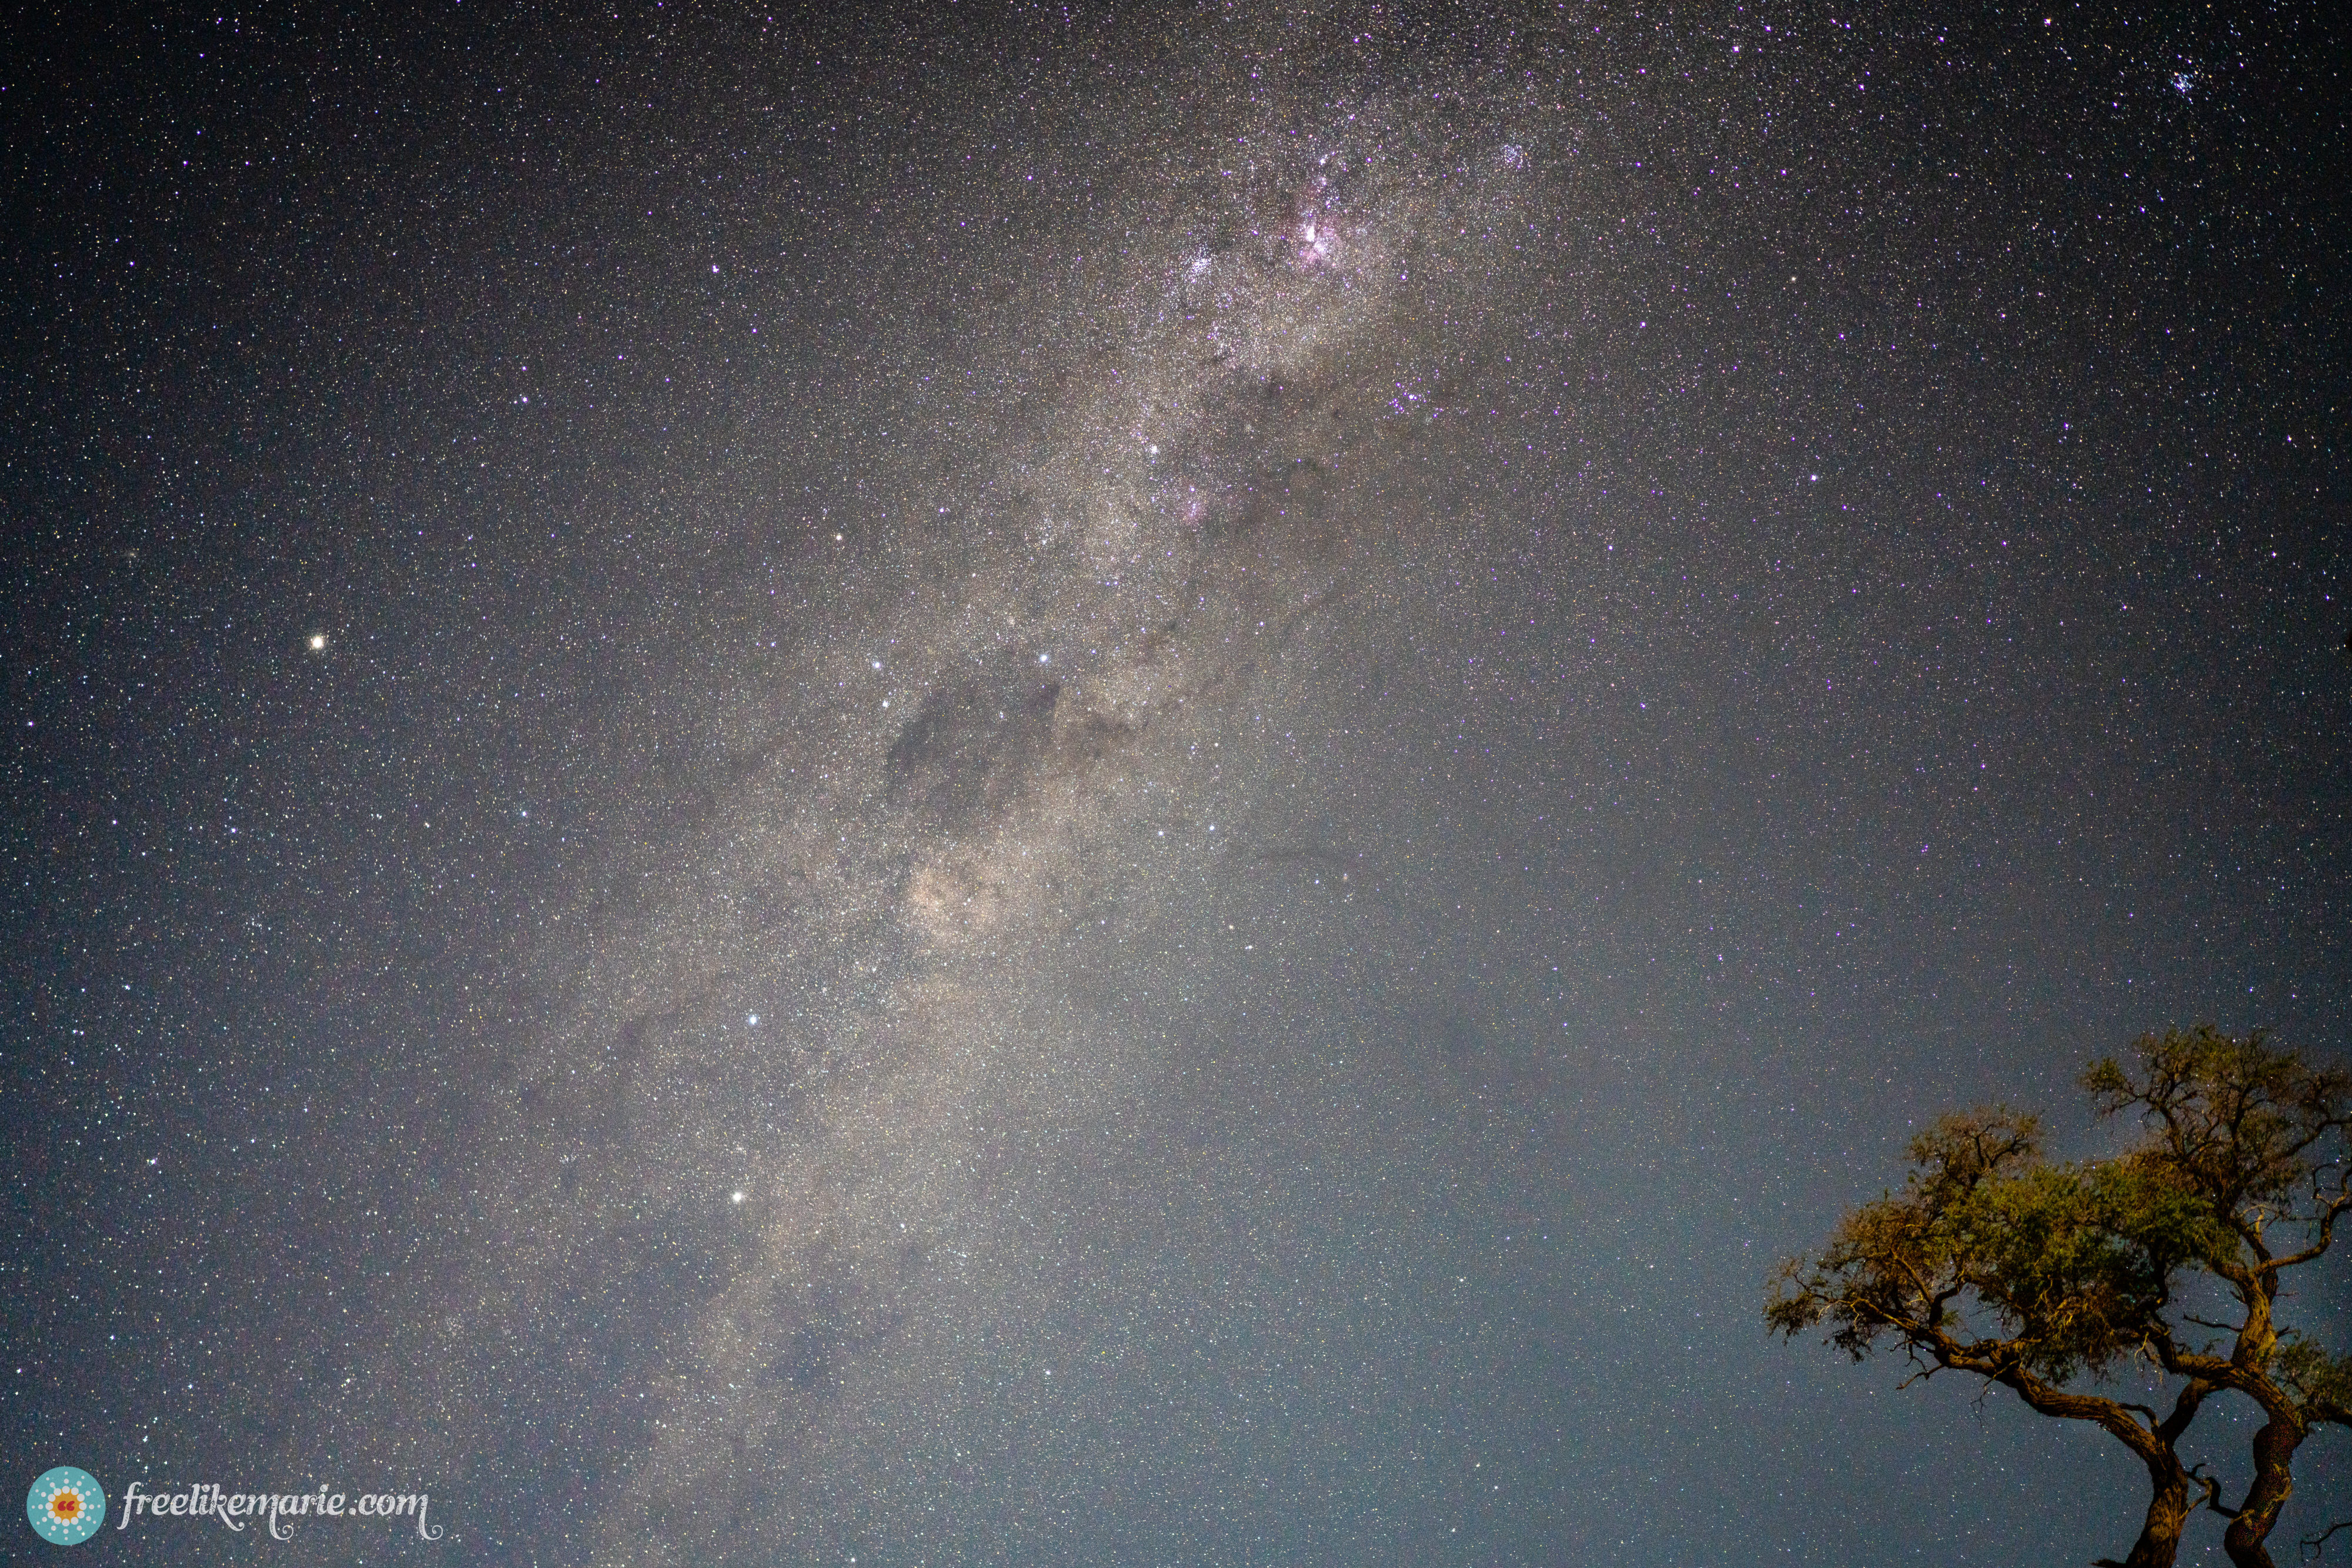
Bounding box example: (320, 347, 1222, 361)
(1768, 1026, 2350, 1568)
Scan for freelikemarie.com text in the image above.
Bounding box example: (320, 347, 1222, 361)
(115, 1481, 443, 1541)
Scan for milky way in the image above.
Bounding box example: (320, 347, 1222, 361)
(6, 5, 2347, 1564)
(369, 89, 1601, 1565)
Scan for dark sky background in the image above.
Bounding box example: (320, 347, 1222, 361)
(5, 2, 2347, 1563)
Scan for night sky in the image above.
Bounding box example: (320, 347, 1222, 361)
(5, 2, 2347, 1563)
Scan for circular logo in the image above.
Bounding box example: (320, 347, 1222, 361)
(27, 1468, 105, 1546)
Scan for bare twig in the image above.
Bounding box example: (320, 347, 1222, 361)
(2302, 1517, 2352, 1562)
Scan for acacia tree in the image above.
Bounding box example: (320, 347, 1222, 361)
(1768, 1027, 2349, 1568)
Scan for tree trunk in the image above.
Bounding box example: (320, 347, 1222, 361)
(2108, 1449, 2192, 1568)
(2220, 1415, 2303, 1568)
(1987, 1368, 2199, 1568)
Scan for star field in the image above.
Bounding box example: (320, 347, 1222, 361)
(4, 3, 2347, 1564)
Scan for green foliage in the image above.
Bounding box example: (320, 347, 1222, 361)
(2273, 1333, 2352, 1423)
(2082, 1024, 2352, 1251)
(1773, 1031, 2348, 1372)
(1766, 1107, 2212, 1383)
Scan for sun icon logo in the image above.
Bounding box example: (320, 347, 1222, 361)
(27, 1466, 106, 1545)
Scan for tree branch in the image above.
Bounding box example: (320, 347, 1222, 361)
(2189, 1462, 2243, 1519)
(2302, 1518, 2352, 1562)
(2266, 1191, 2351, 1272)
